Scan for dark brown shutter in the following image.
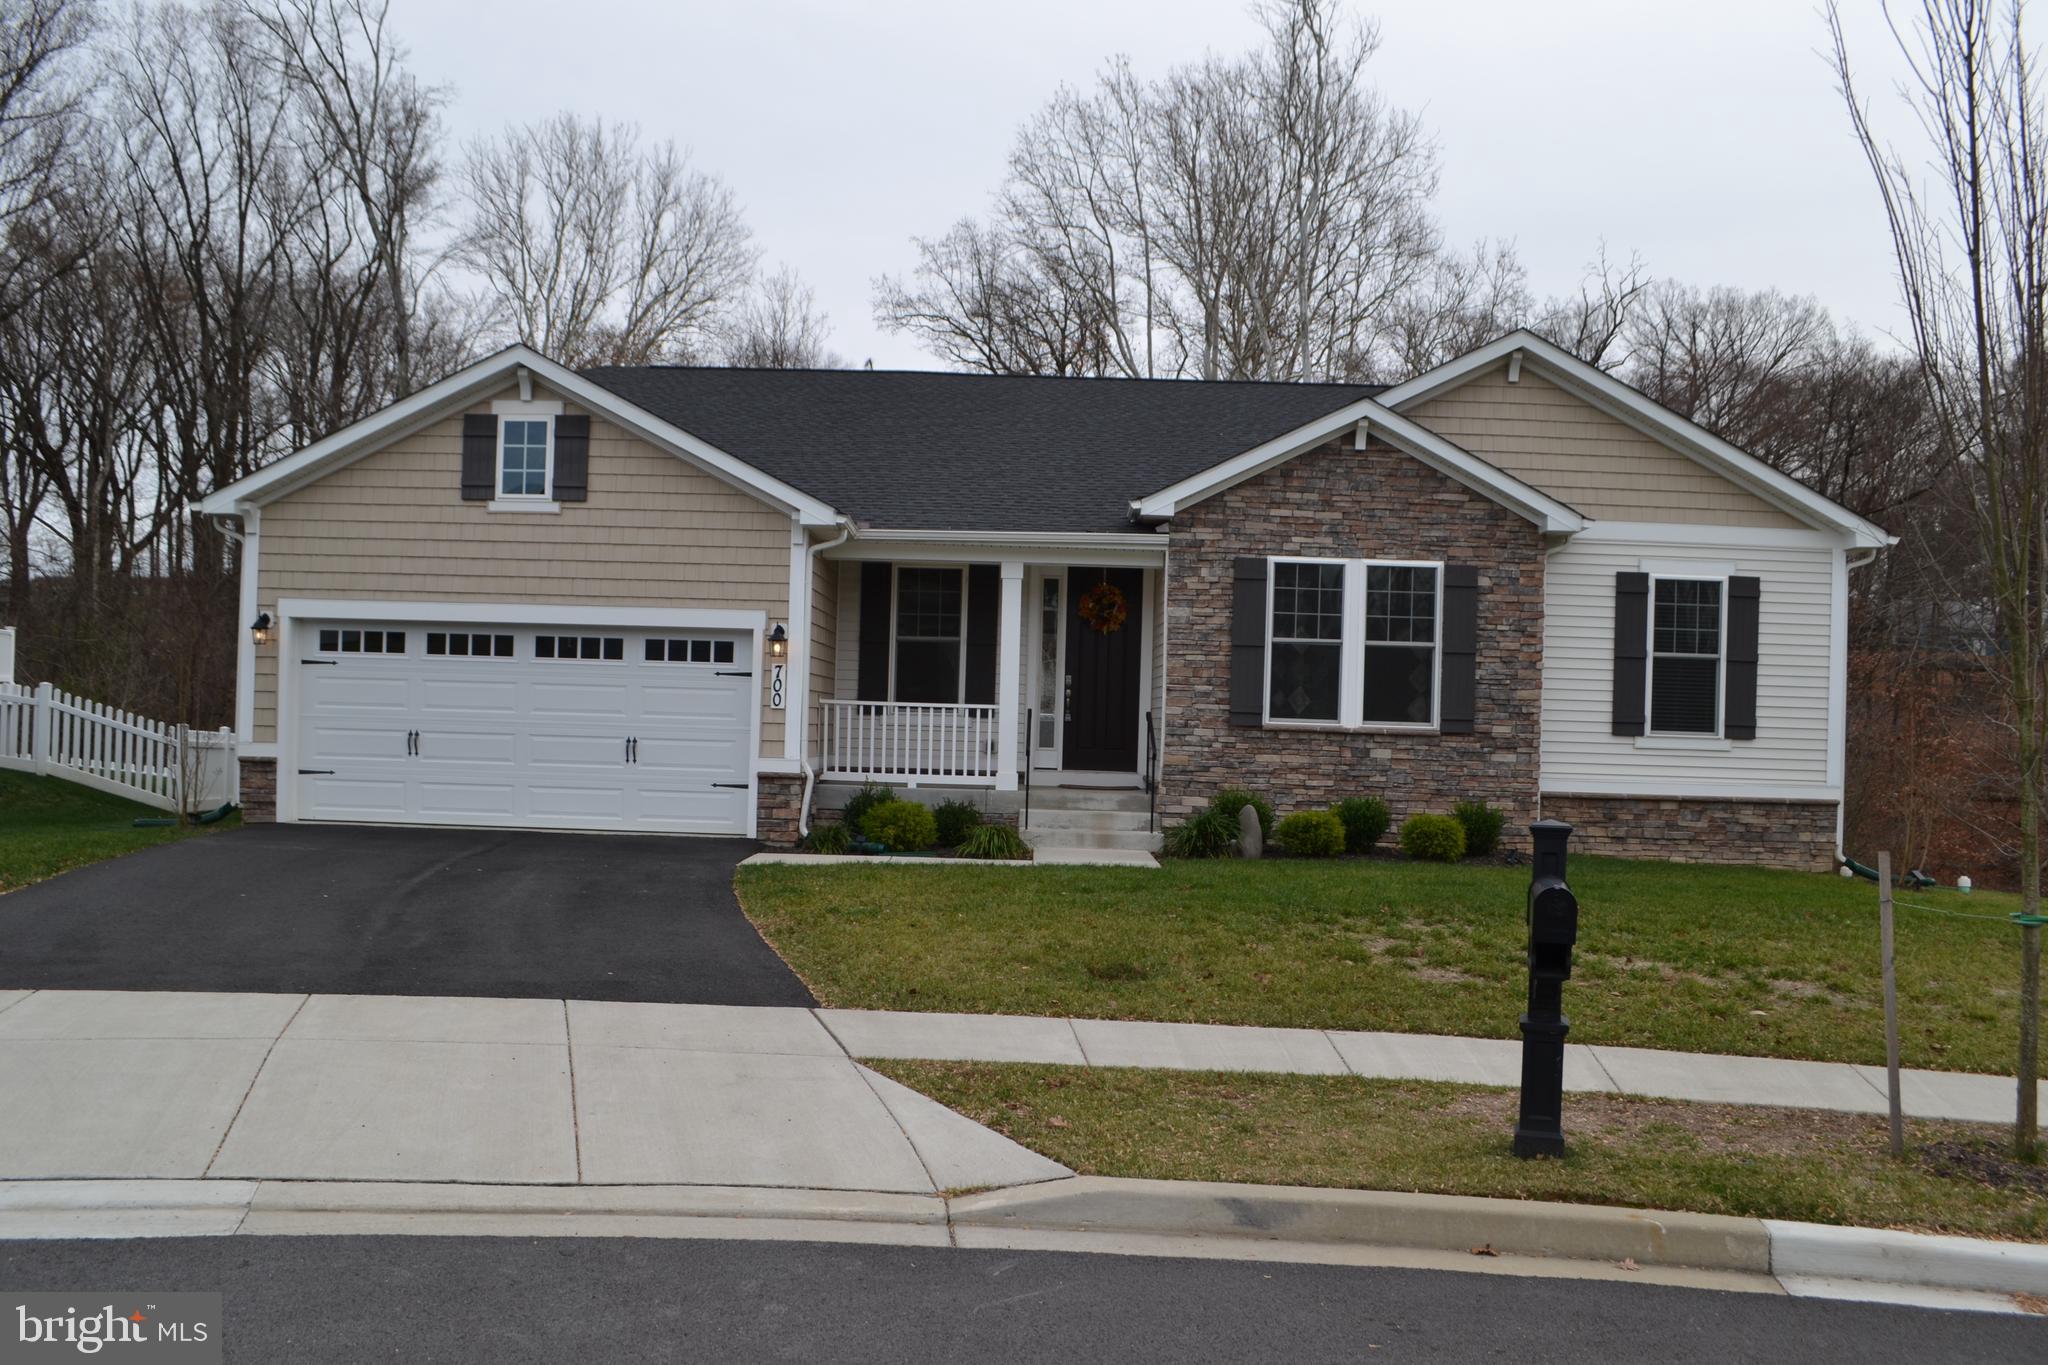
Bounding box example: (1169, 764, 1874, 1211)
(964, 564, 1000, 705)
(1439, 565, 1478, 734)
(1724, 575, 1761, 741)
(1230, 556, 1268, 726)
(1612, 571, 1649, 737)
(460, 414, 497, 501)
(552, 414, 590, 502)
(857, 561, 892, 701)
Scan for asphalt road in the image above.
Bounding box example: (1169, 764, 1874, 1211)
(0, 823, 813, 1005)
(2, 1237, 2039, 1363)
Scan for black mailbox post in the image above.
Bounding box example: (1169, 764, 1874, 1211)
(1514, 820, 1579, 1158)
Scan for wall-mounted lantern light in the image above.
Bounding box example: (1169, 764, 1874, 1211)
(251, 611, 274, 646)
(768, 623, 788, 659)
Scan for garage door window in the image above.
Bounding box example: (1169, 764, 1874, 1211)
(426, 632, 514, 658)
(318, 628, 407, 655)
(536, 634, 624, 661)
(645, 638, 737, 664)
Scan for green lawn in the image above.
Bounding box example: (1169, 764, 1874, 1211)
(0, 769, 236, 893)
(735, 856, 2043, 1076)
(872, 1061, 2048, 1242)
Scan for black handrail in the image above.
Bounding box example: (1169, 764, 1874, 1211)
(1144, 708, 1158, 833)
(1021, 709, 1033, 830)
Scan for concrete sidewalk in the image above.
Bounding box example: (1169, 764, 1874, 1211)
(0, 988, 2039, 1198)
(821, 1007, 2048, 1124)
(0, 989, 1067, 1193)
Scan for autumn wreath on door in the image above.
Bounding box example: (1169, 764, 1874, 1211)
(1077, 575, 1128, 634)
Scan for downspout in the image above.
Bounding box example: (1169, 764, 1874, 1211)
(798, 518, 856, 837)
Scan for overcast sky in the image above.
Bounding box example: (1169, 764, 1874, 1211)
(401, 0, 1917, 371)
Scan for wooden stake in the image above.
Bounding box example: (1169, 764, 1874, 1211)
(1879, 851, 1904, 1159)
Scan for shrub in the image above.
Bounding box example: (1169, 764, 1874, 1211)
(1399, 813, 1467, 862)
(1452, 799, 1506, 858)
(840, 781, 895, 838)
(956, 824, 1030, 860)
(862, 799, 939, 852)
(1273, 809, 1346, 857)
(1331, 796, 1392, 854)
(1162, 807, 1239, 859)
(801, 822, 852, 854)
(933, 799, 983, 847)
(1209, 788, 1275, 839)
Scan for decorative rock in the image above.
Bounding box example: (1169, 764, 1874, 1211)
(1238, 803, 1263, 859)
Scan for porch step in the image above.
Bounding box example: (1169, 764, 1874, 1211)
(1026, 807, 1157, 833)
(1026, 786, 1152, 813)
(1023, 826, 1165, 853)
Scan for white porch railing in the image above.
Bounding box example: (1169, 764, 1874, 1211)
(818, 699, 1002, 784)
(0, 681, 236, 812)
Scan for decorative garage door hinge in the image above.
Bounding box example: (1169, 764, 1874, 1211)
(297, 768, 335, 775)
(300, 659, 338, 665)
(712, 781, 751, 789)
(714, 670, 753, 677)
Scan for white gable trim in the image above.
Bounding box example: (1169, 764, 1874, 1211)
(1374, 330, 1894, 550)
(196, 345, 841, 526)
(1131, 394, 1585, 535)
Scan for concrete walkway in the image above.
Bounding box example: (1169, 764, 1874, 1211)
(1, 988, 2040, 1197)
(0, 989, 1067, 1193)
(823, 1007, 2047, 1124)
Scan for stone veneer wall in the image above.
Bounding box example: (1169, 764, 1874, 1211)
(1539, 794, 1838, 872)
(239, 757, 277, 822)
(756, 772, 806, 847)
(1162, 435, 1546, 827)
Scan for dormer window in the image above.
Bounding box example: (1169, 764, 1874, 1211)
(500, 417, 552, 498)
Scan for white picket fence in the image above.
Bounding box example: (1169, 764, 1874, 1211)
(0, 681, 236, 813)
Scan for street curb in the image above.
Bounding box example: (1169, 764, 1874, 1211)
(948, 1177, 1771, 1273)
(1766, 1220, 2048, 1297)
(2, 1178, 2042, 1303)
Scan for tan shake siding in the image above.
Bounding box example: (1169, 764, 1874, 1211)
(1404, 365, 1804, 529)
(252, 383, 794, 755)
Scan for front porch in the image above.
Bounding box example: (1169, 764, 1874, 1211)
(793, 541, 1168, 845)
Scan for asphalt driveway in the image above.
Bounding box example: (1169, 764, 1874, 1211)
(0, 825, 814, 1005)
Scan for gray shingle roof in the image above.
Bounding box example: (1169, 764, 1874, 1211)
(579, 366, 1381, 533)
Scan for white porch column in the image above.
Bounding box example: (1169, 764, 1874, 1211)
(995, 560, 1025, 791)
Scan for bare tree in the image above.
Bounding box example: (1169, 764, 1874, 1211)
(873, 219, 1117, 375)
(0, 0, 91, 219)
(721, 266, 839, 369)
(1831, 0, 2047, 1158)
(877, 0, 1440, 381)
(458, 113, 756, 366)
(241, 0, 444, 397)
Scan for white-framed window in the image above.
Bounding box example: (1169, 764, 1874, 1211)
(891, 565, 966, 704)
(1648, 576, 1723, 736)
(644, 637, 738, 665)
(1362, 563, 1439, 726)
(535, 634, 625, 661)
(318, 627, 407, 655)
(1264, 556, 1442, 730)
(425, 631, 514, 659)
(1268, 560, 1344, 722)
(498, 415, 553, 498)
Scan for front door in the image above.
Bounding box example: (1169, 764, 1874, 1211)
(1063, 566, 1143, 771)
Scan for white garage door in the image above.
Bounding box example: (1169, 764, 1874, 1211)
(291, 621, 756, 834)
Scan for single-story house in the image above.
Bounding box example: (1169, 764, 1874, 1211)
(196, 330, 1891, 868)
